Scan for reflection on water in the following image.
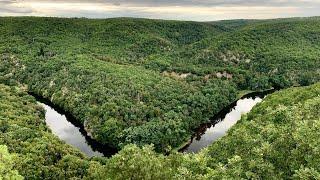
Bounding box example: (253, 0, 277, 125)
(184, 97, 263, 153)
(35, 89, 272, 156)
(40, 103, 104, 157)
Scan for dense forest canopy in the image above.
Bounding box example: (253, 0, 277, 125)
(1, 17, 238, 151)
(1, 17, 319, 152)
(1, 82, 319, 179)
(0, 16, 319, 179)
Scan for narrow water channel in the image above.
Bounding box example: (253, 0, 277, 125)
(182, 91, 272, 153)
(34, 90, 273, 157)
(39, 103, 104, 157)
(33, 94, 118, 157)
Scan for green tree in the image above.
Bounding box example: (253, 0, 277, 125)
(0, 145, 23, 180)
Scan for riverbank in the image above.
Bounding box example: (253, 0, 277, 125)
(30, 88, 276, 155)
(29, 92, 118, 157)
(177, 88, 277, 153)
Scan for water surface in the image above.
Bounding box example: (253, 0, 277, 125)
(34, 90, 272, 156)
(40, 103, 104, 157)
(183, 95, 265, 153)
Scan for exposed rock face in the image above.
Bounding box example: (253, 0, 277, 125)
(162, 71, 191, 80)
(204, 71, 233, 81)
(49, 80, 55, 88)
(84, 120, 93, 138)
(61, 87, 69, 96)
(217, 51, 251, 64)
(216, 71, 233, 79)
(219, 51, 241, 63)
(245, 59, 251, 63)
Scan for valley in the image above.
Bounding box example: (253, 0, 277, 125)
(0, 16, 319, 179)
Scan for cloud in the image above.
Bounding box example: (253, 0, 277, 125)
(17, 0, 320, 7)
(0, 0, 319, 21)
(0, 0, 33, 14)
(110, 0, 320, 7)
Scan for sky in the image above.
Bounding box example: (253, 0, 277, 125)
(0, 0, 320, 21)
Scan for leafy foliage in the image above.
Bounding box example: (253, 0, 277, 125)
(0, 145, 23, 180)
(2, 16, 318, 151)
(1, 81, 320, 179)
(0, 84, 95, 179)
(0, 16, 320, 179)
(89, 83, 320, 179)
(0, 17, 238, 151)
(205, 83, 320, 179)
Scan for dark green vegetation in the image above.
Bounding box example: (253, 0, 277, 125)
(0, 84, 96, 179)
(0, 145, 23, 179)
(1, 17, 319, 152)
(0, 16, 320, 179)
(107, 83, 320, 179)
(0, 17, 238, 151)
(1, 82, 319, 179)
(0, 83, 207, 179)
(205, 82, 320, 179)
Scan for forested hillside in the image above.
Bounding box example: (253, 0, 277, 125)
(1, 82, 319, 179)
(0, 84, 93, 178)
(0, 16, 319, 153)
(174, 17, 320, 89)
(205, 82, 320, 179)
(0, 17, 237, 151)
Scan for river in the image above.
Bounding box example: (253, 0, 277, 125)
(181, 90, 273, 153)
(35, 90, 273, 157)
(34, 94, 117, 157)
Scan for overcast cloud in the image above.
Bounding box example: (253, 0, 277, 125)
(0, 0, 319, 21)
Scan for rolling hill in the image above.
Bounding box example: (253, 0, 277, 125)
(0, 17, 319, 179)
